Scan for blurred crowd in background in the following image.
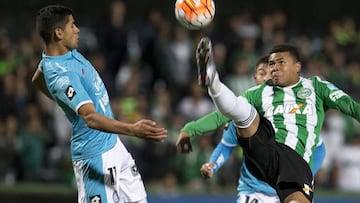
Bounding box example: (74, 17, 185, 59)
(1, 0, 360, 196)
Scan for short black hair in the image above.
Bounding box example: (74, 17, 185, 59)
(36, 5, 73, 44)
(269, 44, 301, 62)
(255, 55, 269, 68)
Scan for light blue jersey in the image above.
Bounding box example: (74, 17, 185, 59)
(39, 49, 117, 160)
(209, 121, 326, 197)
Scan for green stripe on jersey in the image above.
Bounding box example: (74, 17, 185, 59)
(271, 87, 287, 144)
(293, 84, 308, 158)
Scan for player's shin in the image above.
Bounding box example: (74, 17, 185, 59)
(209, 83, 255, 128)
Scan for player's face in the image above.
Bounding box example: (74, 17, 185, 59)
(254, 63, 271, 85)
(268, 52, 301, 87)
(60, 15, 80, 50)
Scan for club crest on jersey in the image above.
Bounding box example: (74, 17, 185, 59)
(65, 85, 76, 100)
(90, 195, 102, 203)
(297, 88, 312, 99)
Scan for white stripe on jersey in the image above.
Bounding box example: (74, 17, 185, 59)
(261, 86, 277, 134)
(283, 86, 299, 151)
(302, 79, 317, 163)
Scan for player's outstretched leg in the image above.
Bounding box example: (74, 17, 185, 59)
(196, 37, 217, 87)
(196, 37, 257, 129)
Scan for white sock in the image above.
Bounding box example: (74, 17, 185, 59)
(209, 81, 256, 128)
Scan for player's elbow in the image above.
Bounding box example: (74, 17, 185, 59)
(32, 73, 40, 87)
(82, 114, 95, 128)
(82, 113, 101, 130)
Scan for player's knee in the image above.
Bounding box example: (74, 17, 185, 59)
(236, 113, 260, 138)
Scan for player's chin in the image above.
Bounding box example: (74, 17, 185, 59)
(72, 40, 79, 48)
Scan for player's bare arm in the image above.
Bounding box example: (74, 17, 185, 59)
(78, 103, 167, 142)
(32, 68, 53, 100)
(176, 131, 193, 153)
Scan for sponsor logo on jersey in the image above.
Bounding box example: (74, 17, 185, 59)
(297, 88, 312, 99)
(94, 74, 103, 91)
(65, 85, 76, 100)
(131, 165, 139, 176)
(264, 103, 314, 116)
(329, 90, 346, 102)
(90, 195, 102, 203)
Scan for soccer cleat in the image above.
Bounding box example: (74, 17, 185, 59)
(196, 37, 217, 87)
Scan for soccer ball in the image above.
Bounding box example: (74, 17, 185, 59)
(175, 0, 215, 30)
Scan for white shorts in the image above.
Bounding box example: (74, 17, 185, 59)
(73, 138, 147, 203)
(238, 192, 280, 203)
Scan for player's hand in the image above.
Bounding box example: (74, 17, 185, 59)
(132, 119, 167, 142)
(176, 131, 192, 153)
(200, 162, 215, 179)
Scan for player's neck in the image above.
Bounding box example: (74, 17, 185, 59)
(44, 43, 71, 56)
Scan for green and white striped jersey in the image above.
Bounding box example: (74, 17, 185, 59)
(243, 76, 360, 167)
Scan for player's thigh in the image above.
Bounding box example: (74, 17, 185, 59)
(73, 153, 119, 203)
(238, 193, 280, 203)
(111, 139, 147, 202)
(73, 138, 146, 203)
(117, 160, 147, 202)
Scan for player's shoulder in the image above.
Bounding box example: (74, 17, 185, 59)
(71, 49, 87, 61)
(247, 82, 266, 92)
(308, 76, 336, 89)
(307, 75, 329, 83)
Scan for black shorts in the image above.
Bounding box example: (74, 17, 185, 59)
(237, 116, 314, 202)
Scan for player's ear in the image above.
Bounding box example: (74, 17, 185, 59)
(53, 27, 63, 41)
(295, 61, 301, 74)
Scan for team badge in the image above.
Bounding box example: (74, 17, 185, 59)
(90, 195, 102, 203)
(65, 85, 76, 100)
(297, 88, 312, 99)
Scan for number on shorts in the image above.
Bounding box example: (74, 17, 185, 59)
(108, 166, 117, 185)
(245, 195, 259, 203)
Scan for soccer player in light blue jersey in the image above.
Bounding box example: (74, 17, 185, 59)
(32, 5, 167, 203)
(177, 56, 326, 203)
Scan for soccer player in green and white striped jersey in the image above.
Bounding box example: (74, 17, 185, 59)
(187, 37, 360, 203)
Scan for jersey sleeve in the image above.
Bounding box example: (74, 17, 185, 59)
(315, 77, 360, 122)
(181, 110, 231, 137)
(209, 121, 238, 173)
(242, 84, 265, 112)
(51, 71, 92, 114)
